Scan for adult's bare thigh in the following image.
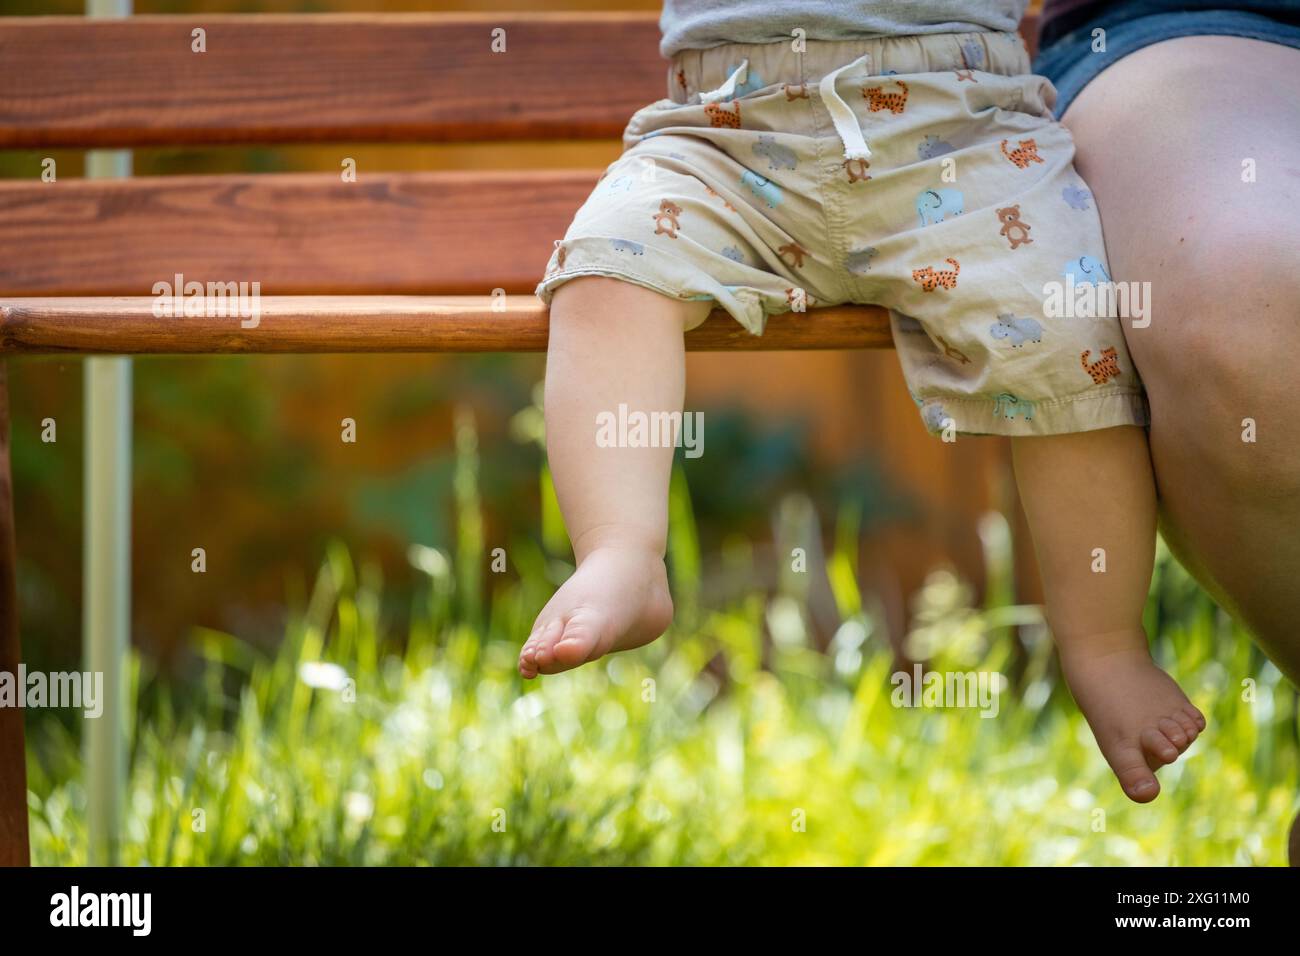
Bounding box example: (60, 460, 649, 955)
(1062, 36, 1300, 678)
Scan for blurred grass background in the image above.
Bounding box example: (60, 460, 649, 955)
(24, 406, 1300, 865)
(5, 0, 1297, 865)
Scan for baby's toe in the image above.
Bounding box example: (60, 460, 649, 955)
(553, 610, 602, 668)
(1184, 703, 1207, 731)
(1158, 717, 1189, 750)
(1140, 726, 1179, 765)
(1171, 710, 1200, 744)
(531, 619, 565, 669)
(519, 633, 540, 665)
(1110, 743, 1161, 803)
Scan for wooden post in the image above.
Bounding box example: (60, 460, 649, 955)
(0, 361, 30, 866)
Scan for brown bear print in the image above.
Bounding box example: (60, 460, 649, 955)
(654, 199, 683, 238)
(997, 205, 1033, 250)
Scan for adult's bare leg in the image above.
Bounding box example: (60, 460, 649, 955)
(1063, 36, 1300, 682)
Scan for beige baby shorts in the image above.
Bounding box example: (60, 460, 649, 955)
(535, 32, 1147, 437)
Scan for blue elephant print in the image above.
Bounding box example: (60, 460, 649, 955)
(916, 187, 964, 227)
(726, 63, 766, 98)
(609, 239, 645, 255)
(1063, 255, 1111, 285)
(741, 169, 784, 208)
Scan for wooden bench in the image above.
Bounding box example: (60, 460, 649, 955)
(0, 11, 1040, 865)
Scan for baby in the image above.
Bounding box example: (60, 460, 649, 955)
(520, 0, 1205, 803)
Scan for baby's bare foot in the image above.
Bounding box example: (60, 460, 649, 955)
(518, 546, 673, 679)
(1060, 640, 1206, 803)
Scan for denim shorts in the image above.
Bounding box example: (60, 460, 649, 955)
(1033, 1, 1300, 115)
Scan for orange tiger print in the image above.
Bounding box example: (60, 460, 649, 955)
(863, 80, 909, 114)
(912, 257, 961, 292)
(704, 184, 738, 212)
(1081, 347, 1121, 384)
(1000, 138, 1044, 168)
(704, 100, 742, 128)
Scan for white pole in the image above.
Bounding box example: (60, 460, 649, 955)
(83, 0, 132, 868)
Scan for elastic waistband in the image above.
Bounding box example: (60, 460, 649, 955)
(667, 32, 1031, 103)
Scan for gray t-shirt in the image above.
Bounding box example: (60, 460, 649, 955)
(659, 1, 1029, 57)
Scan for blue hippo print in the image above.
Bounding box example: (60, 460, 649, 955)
(922, 404, 954, 433)
(916, 187, 964, 227)
(721, 245, 747, 264)
(917, 135, 955, 160)
(989, 313, 1043, 347)
(602, 174, 633, 193)
(753, 134, 798, 171)
(741, 169, 784, 208)
(1061, 184, 1092, 210)
(845, 246, 879, 275)
(1063, 255, 1111, 285)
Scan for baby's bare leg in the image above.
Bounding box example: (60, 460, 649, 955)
(519, 277, 711, 678)
(1012, 426, 1206, 802)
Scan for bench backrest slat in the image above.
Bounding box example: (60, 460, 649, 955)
(0, 14, 666, 148)
(0, 171, 591, 295)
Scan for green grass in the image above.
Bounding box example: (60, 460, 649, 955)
(25, 413, 1299, 865)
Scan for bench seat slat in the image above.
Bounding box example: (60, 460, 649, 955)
(0, 296, 893, 354)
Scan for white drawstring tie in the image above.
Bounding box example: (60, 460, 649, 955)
(699, 53, 874, 162)
(818, 53, 874, 160)
(699, 59, 750, 104)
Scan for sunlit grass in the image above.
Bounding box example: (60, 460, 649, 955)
(25, 412, 1299, 865)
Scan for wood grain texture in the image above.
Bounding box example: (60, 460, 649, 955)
(0, 171, 594, 296)
(0, 14, 667, 148)
(0, 12, 1036, 149)
(0, 363, 29, 866)
(0, 296, 893, 354)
